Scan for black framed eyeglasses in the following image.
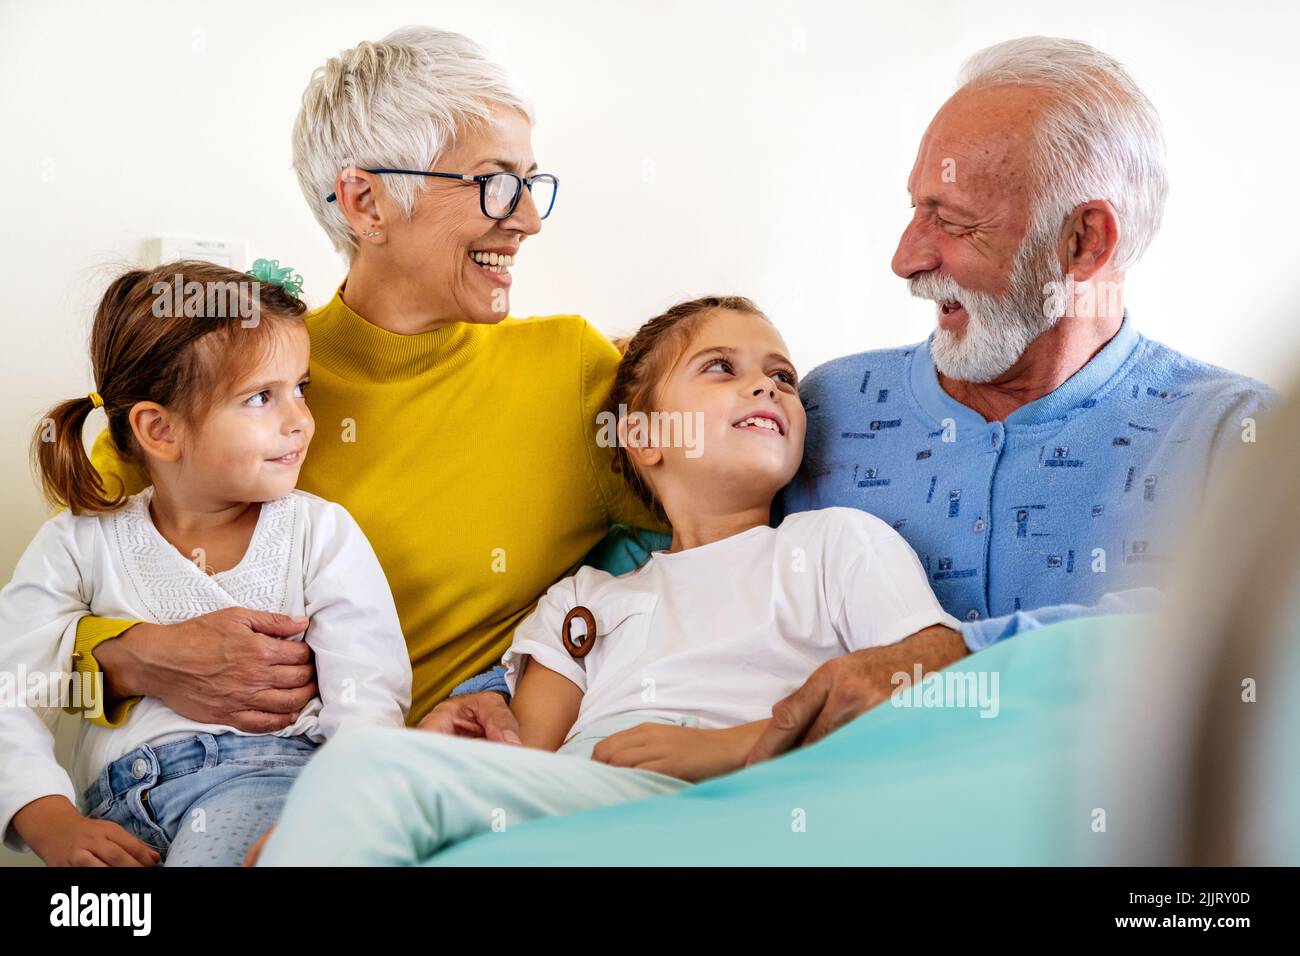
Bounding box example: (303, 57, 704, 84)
(326, 168, 559, 220)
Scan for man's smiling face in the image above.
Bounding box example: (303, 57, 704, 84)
(892, 85, 1068, 383)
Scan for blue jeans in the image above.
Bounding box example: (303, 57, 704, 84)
(81, 732, 318, 867)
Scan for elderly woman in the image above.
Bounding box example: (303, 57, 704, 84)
(71, 27, 667, 748)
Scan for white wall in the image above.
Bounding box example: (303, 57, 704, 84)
(2, 0, 1299, 862)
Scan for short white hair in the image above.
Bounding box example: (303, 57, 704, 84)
(293, 27, 535, 261)
(958, 36, 1168, 272)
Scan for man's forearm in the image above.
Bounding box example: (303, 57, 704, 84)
(908, 623, 969, 668)
(854, 623, 968, 706)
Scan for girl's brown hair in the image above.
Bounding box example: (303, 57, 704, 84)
(31, 260, 309, 515)
(607, 295, 767, 522)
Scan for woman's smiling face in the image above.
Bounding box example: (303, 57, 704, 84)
(367, 106, 543, 325)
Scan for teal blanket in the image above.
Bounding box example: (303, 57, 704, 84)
(430, 616, 1140, 866)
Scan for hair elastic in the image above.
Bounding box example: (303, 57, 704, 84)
(247, 258, 304, 298)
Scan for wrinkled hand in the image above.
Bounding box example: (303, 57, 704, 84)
(417, 691, 522, 744)
(100, 607, 317, 734)
(746, 624, 967, 766)
(592, 723, 741, 782)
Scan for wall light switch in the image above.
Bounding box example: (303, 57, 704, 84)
(149, 236, 250, 270)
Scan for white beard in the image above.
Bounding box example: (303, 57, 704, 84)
(909, 227, 1066, 383)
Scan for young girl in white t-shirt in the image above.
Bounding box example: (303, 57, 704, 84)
(256, 294, 958, 866)
(0, 261, 411, 867)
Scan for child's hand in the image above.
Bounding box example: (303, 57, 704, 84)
(14, 795, 160, 867)
(591, 723, 746, 782)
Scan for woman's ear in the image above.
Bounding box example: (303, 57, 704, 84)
(334, 166, 386, 240)
(127, 402, 183, 464)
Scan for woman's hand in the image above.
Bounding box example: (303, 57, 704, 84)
(592, 722, 764, 782)
(417, 691, 522, 744)
(14, 796, 160, 867)
(95, 607, 318, 733)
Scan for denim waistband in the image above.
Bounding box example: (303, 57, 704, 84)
(81, 732, 318, 813)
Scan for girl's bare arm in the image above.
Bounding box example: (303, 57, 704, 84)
(508, 658, 583, 751)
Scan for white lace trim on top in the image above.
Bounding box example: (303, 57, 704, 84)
(109, 488, 298, 624)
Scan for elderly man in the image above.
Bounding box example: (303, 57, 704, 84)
(749, 36, 1272, 762)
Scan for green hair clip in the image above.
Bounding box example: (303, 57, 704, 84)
(247, 258, 304, 298)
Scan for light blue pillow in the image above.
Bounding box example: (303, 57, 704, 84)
(429, 616, 1142, 865)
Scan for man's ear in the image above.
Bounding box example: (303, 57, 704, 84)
(1063, 199, 1120, 282)
(334, 166, 386, 240)
(128, 402, 183, 464)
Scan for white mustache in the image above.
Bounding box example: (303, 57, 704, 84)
(908, 272, 970, 308)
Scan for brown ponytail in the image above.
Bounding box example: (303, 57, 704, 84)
(30, 261, 309, 515)
(30, 395, 122, 515)
(607, 295, 767, 523)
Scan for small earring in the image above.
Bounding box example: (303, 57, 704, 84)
(362, 229, 383, 239)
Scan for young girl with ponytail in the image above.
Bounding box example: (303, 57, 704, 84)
(0, 260, 411, 866)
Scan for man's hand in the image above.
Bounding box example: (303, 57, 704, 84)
(593, 722, 760, 782)
(417, 691, 522, 744)
(95, 607, 317, 733)
(746, 624, 967, 766)
(14, 796, 160, 867)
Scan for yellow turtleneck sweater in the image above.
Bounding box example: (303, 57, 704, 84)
(74, 288, 667, 725)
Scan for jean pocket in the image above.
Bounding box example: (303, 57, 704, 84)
(90, 785, 168, 852)
(83, 791, 116, 821)
(82, 777, 115, 820)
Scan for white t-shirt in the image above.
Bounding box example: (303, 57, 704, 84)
(503, 507, 960, 746)
(0, 486, 412, 852)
